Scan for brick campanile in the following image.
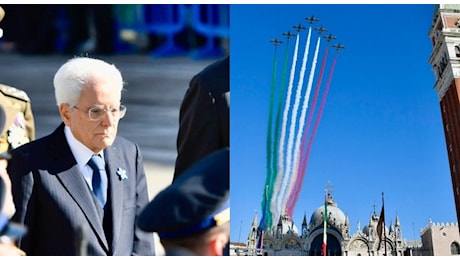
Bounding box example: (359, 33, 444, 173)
(428, 4, 460, 233)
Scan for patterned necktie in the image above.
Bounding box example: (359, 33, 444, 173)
(87, 154, 106, 207)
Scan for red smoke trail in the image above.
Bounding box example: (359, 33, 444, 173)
(299, 53, 338, 193)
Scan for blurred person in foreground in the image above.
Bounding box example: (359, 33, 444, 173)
(0, 104, 26, 256)
(0, 162, 26, 256)
(173, 56, 229, 182)
(0, 9, 33, 255)
(7, 57, 154, 255)
(0, 8, 33, 255)
(0, 5, 35, 170)
(138, 148, 229, 256)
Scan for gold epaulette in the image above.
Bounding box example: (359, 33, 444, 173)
(0, 84, 30, 102)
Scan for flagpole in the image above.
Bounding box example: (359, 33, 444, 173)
(382, 192, 387, 256)
(322, 189, 328, 256)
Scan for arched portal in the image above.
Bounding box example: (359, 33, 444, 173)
(309, 233, 342, 256)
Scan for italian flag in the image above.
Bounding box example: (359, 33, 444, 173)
(322, 197, 328, 256)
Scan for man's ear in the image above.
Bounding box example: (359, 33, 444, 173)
(59, 104, 72, 126)
(208, 232, 228, 256)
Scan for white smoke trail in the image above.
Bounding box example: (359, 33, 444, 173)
(284, 29, 320, 211)
(287, 35, 322, 210)
(271, 34, 300, 227)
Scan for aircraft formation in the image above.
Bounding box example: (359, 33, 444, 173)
(269, 15, 345, 51)
(263, 13, 346, 230)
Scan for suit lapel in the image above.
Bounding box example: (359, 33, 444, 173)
(57, 167, 109, 249)
(51, 124, 109, 252)
(104, 144, 124, 252)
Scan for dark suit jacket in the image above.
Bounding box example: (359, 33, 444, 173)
(173, 56, 229, 181)
(7, 123, 155, 255)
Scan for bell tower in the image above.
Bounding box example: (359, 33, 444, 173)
(428, 4, 460, 232)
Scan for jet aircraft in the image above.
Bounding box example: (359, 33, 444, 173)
(282, 31, 296, 39)
(305, 15, 319, 24)
(332, 43, 345, 50)
(293, 23, 306, 32)
(315, 26, 328, 34)
(323, 33, 336, 42)
(270, 38, 283, 46)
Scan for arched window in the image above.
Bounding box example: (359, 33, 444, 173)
(455, 45, 460, 58)
(450, 242, 460, 255)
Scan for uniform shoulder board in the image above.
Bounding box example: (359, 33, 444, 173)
(0, 84, 30, 102)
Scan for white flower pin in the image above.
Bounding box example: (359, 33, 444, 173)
(116, 167, 128, 180)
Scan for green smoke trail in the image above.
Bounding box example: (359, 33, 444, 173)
(267, 39, 291, 229)
(263, 42, 279, 230)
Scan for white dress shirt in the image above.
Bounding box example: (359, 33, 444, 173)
(63, 126, 108, 197)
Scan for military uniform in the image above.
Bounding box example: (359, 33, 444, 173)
(0, 84, 35, 154)
(138, 148, 230, 256)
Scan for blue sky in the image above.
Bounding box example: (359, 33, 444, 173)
(229, 4, 457, 243)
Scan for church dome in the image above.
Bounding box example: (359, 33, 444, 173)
(276, 212, 299, 235)
(309, 197, 346, 230)
(362, 224, 372, 235)
(362, 213, 388, 236)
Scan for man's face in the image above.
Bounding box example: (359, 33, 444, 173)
(62, 79, 122, 153)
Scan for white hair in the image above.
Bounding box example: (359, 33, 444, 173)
(53, 57, 124, 107)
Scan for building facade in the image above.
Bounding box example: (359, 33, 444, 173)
(230, 194, 459, 256)
(411, 220, 460, 256)
(428, 4, 460, 231)
(232, 192, 406, 256)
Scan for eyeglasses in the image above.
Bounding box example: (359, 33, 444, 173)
(73, 105, 127, 121)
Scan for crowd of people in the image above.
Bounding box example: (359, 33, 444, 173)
(0, 4, 229, 58)
(0, 5, 230, 256)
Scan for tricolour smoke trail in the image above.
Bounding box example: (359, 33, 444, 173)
(281, 28, 316, 218)
(262, 40, 280, 230)
(286, 34, 323, 216)
(287, 43, 329, 216)
(271, 34, 300, 228)
(278, 32, 310, 223)
(285, 37, 321, 217)
(290, 53, 339, 211)
(265, 34, 293, 229)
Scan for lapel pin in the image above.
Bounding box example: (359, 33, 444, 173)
(116, 167, 128, 180)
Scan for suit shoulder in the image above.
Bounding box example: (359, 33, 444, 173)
(114, 136, 139, 149)
(0, 84, 30, 102)
(189, 57, 229, 97)
(196, 56, 229, 78)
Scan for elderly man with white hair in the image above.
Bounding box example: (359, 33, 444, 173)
(7, 57, 155, 256)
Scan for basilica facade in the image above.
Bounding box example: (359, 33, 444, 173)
(233, 193, 407, 256)
(230, 191, 460, 256)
